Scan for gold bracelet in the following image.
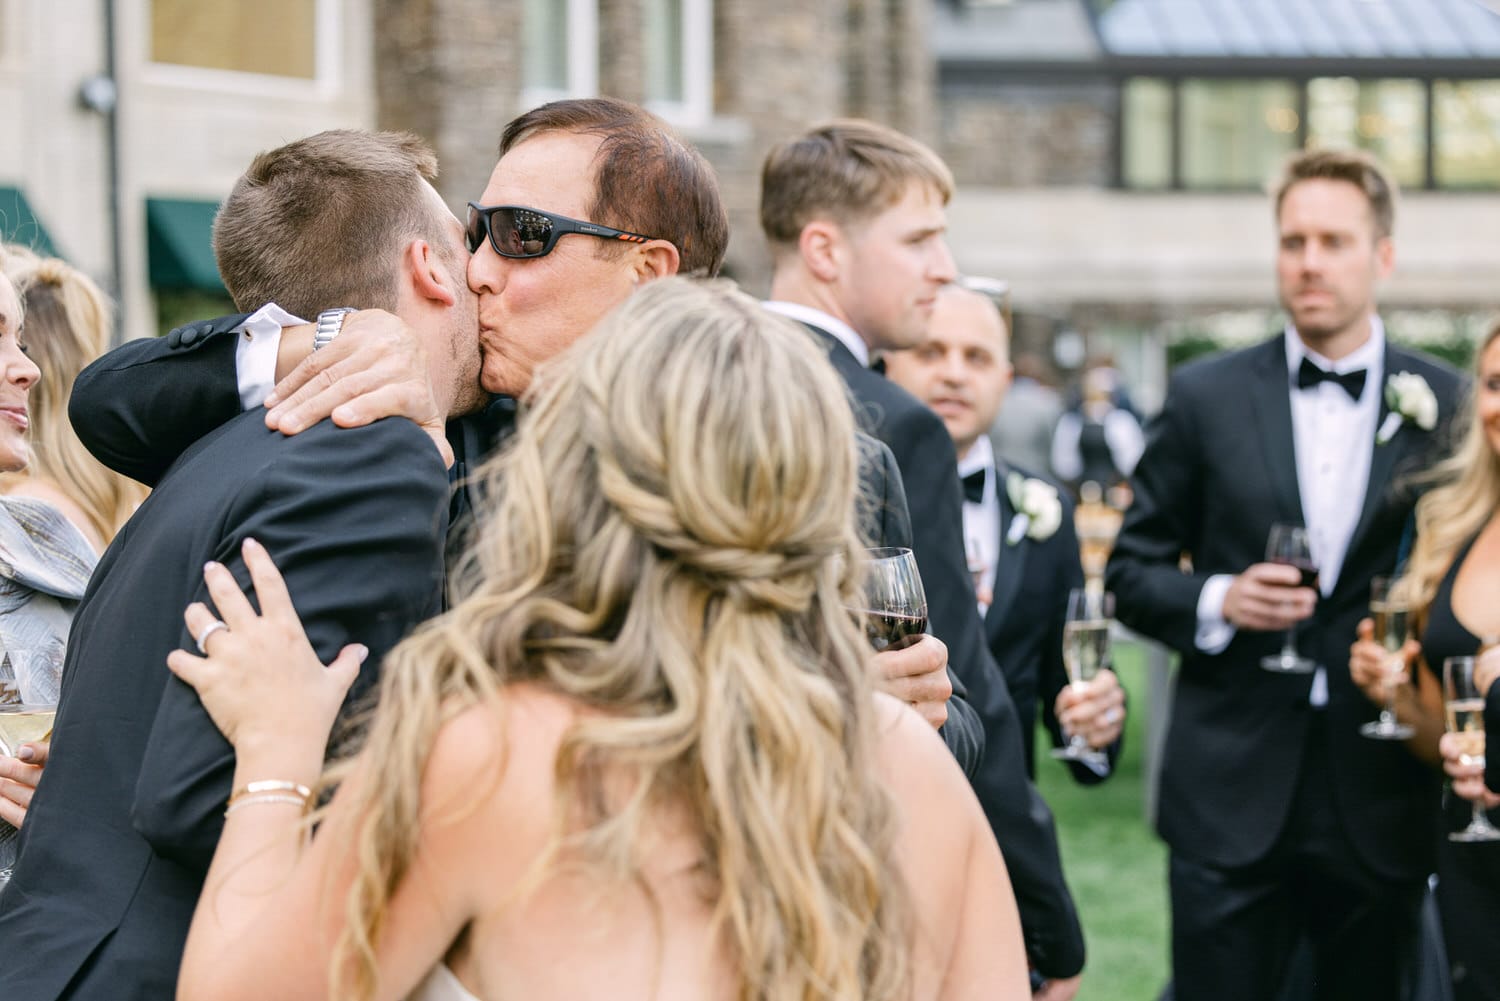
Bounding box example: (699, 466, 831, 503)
(224, 792, 311, 817)
(228, 780, 312, 807)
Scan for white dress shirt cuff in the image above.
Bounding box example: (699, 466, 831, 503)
(235, 322, 282, 410)
(1194, 573, 1237, 654)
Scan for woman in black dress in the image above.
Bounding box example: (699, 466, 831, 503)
(1351, 320, 1500, 1001)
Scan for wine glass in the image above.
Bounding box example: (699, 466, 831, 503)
(0, 650, 56, 893)
(1051, 587, 1112, 769)
(1443, 656, 1500, 841)
(857, 548, 928, 652)
(1260, 523, 1318, 674)
(1442, 656, 1500, 843)
(1360, 576, 1415, 740)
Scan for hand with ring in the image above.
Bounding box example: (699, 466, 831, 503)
(194, 618, 229, 655)
(167, 538, 369, 756)
(1055, 669, 1127, 749)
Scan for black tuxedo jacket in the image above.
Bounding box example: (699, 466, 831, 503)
(58, 311, 988, 900)
(65, 315, 985, 772)
(0, 385, 448, 997)
(1106, 334, 1463, 879)
(808, 325, 1085, 978)
(983, 462, 1118, 782)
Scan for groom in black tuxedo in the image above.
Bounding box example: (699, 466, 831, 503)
(886, 281, 1127, 782)
(0, 131, 486, 1000)
(1107, 149, 1463, 1001)
(760, 119, 1086, 995)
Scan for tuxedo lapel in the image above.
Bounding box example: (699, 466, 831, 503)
(985, 463, 1029, 639)
(1346, 349, 1402, 558)
(1247, 338, 1306, 527)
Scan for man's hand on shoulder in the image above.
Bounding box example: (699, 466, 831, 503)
(872, 634, 951, 730)
(1222, 562, 1316, 632)
(264, 310, 453, 467)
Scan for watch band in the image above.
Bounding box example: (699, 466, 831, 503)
(313, 307, 357, 351)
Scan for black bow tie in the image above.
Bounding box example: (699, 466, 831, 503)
(1296, 357, 1367, 401)
(962, 468, 987, 505)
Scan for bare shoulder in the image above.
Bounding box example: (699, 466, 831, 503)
(421, 684, 583, 840)
(870, 691, 970, 796)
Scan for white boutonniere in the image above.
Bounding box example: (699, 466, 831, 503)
(1376, 371, 1438, 445)
(1005, 472, 1063, 545)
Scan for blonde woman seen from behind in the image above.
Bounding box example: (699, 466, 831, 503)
(166, 278, 1026, 1001)
(0, 248, 147, 552)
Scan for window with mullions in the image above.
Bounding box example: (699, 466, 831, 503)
(1121, 76, 1498, 191)
(522, 0, 598, 105)
(643, 0, 712, 126)
(1122, 78, 1172, 189)
(1307, 77, 1425, 188)
(1180, 79, 1299, 188)
(1435, 80, 1500, 189)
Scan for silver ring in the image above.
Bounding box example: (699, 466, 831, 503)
(194, 619, 229, 655)
(1104, 707, 1122, 726)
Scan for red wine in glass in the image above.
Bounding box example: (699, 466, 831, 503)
(1261, 523, 1317, 673)
(856, 548, 929, 653)
(1282, 558, 1320, 591)
(865, 611, 929, 652)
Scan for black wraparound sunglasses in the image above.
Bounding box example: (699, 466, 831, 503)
(465, 202, 656, 259)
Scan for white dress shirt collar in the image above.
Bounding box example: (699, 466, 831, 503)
(957, 433, 996, 485)
(762, 301, 871, 367)
(1284, 315, 1386, 388)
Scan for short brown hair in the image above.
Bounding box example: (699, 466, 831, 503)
(500, 98, 728, 277)
(213, 129, 455, 318)
(1273, 148, 1398, 239)
(760, 119, 955, 252)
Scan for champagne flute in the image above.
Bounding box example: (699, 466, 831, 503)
(1443, 656, 1500, 843)
(856, 548, 928, 652)
(1360, 576, 1415, 740)
(0, 650, 56, 893)
(1260, 523, 1318, 674)
(1051, 587, 1111, 768)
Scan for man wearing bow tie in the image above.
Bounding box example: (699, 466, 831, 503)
(761, 120, 1086, 998)
(886, 281, 1126, 782)
(1107, 149, 1463, 1001)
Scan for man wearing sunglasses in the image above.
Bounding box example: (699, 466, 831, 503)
(60, 100, 981, 765)
(0, 129, 481, 1001)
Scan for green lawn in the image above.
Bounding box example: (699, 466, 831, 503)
(1034, 643, 1171, 1001)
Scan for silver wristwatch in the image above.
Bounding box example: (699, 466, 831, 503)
(313, 307, 357, 351)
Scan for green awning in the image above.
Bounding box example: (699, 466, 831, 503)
(0, 187, 60, 258)
(146, 197, 225, 292)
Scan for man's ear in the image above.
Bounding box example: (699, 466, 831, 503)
(404, 239, 458, 308)
(633, 239, 681, 282)
(1374, 234, 1395, 281)
(799, 220, 841, 284)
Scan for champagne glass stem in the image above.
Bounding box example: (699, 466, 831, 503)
(1475, 803, 1492, 832)
(1382, 660, 1401, 727)
(1280, 628, 1298, 660)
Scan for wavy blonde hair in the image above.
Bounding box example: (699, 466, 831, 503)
(325, 277, 909, 999)
(0, 246, 147, 543)
(1399, 321, 1500, 617)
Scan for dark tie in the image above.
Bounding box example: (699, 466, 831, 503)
(962, 468, 987, 505)
(869, 356, 886, 376)
(1296, 357, 1366, 401)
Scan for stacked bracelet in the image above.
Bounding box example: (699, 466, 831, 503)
(224, 779, 313, 818)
